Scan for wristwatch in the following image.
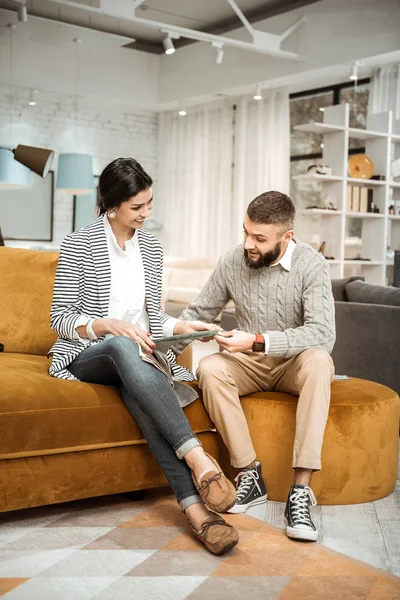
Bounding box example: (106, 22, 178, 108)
(252, 333, 265, 353)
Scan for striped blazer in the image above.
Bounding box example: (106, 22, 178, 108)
(48, 216, 195, 383)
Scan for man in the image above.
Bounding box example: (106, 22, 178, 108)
(175, 191, 335, 542)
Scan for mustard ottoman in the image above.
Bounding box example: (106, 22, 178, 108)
(218, 378, 400, 505)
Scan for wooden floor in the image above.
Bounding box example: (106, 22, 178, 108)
(192, 341, 400, 577)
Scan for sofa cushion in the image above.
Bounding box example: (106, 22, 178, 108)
(331, 277, 365, 302)
(0, 247, 58, 355)
(345, 280, 400, 307)
(0, 353, 212, 459)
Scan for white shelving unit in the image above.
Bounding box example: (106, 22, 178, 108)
(292, 103, 400, 285)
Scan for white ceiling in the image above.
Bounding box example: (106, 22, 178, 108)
(0, 0, 321, 52)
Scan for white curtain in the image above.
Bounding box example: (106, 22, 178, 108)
(157, 90, 290, 258)
(158, 102, 233, 258)
(231, 90, 290, 242)
(369, 63, 400, 120)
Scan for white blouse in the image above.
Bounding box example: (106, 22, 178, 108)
(74, 214, 177, 342)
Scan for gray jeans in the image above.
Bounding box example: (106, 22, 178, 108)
(69, 336, 202, 510)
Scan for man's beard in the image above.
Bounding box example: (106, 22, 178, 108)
(244, 241, 282, 269)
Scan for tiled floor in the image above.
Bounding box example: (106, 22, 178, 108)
(0, 492, 399, 600)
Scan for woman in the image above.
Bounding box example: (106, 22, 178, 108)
(49, 157, 238, 555)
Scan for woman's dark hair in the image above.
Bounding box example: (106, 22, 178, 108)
(98, 157, 153, 215)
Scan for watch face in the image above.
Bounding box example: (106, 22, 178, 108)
(253, 342, 265, 352)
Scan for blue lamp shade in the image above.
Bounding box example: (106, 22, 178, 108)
(56, 153, 93, 195)
(0, 148, 31, 188)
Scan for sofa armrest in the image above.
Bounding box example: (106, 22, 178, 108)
(331, 301, 400, 394)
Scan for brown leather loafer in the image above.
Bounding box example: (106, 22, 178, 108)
(189, 512, 239, 555)
(192, 452, 237, 513)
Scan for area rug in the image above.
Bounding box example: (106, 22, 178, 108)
(0, 490, 399, 600)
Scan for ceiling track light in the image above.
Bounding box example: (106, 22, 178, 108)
(17, 3, 27, 23)
(212, 42, 224, 65)
(349, 62, 363, 81)
(163, 34, 175, 55)
(178, 106, 186, 116)
(28, 89, 38, 106)
(254, 84, 262, 100)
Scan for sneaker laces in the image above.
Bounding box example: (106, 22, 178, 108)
(289, 486, 317, 527)
(234, 469, 262, 501)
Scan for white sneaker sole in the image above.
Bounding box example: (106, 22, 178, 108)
(285, 522, 318, 542)
(227, 494, 268, 514)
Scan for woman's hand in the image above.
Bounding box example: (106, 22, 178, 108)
(173, 319, 223, 342)
(94, 318, 156, 354)
(215, 329, 256, 353)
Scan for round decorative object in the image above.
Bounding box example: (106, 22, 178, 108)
(348, 154, 374, 179)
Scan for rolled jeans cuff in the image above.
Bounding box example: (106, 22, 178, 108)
(180, 494, 203, 511)
(175, 436, 201, 459)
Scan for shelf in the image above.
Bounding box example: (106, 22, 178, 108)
(298, 209, 342, 216)
(326, 260, 341, 264)
(346, 177, 386, 187)
(348, 128, 388, 140)
(345, 212, 384, 219)
(344, 260, 383, 266)
(391, 134, 400, 143)
(294, 123, 345, 134)
(389, 215, 400, 220)
(390, 181, 400, 188)
(292, 174, 344, 182)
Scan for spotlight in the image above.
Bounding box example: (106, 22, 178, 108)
(28, 89, 37, 106)
(17, 4, 27, 23)
(319, 107, 325, 112)
(178, 108, 186, 116)
(212, 43, 224, 65)
(163, 34, 175, 55)
(254, 84, 262, 100)
(350, 63, 358, 81)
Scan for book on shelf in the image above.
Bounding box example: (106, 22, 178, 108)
(346, 185, 375, 213)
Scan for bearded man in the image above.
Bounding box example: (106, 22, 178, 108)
(174, 190, 336, 542)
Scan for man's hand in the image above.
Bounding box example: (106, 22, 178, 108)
(173, 319, 223, 342)
(215, 329, 256, 353)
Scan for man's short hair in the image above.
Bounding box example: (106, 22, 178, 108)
(247, 191, 295, 231)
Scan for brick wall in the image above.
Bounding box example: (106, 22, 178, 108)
(0, 86, 158, 247)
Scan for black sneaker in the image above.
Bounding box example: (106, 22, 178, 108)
(227, 461, 267, 514)
(284, 483, 318, 541)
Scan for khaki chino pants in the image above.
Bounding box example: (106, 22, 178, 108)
(197, 349, 334, 471)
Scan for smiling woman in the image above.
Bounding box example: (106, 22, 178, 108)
(47, 156, 239, 555)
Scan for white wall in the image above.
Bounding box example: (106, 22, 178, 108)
(0, 85, 158, 246)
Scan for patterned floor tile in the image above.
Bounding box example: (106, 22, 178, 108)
(0, 577, 119, 600)
(39, 549, 156, 577)
(296, 547, 382, 577)
(187, 576, 291, 600)
(278, 576, 377, 599)
(49, 502, 149, 528)
(367, 574, 400, 599)
(1, 528, 112, 551)
(0, 530, 35, 550)
(212, 545, 311, 577)
(0, 549, 78, 577)
(127, 550, 226, 577)
(0, 511, 67, 531)
(0, 579, 28, 597)
(84, 526, 184, 550)
(93, 576, 207, 600)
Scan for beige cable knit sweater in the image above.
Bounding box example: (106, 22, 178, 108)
(178, 238, 336, 358)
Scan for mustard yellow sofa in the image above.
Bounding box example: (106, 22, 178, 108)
(0, 247, 218, 513)
(1, 247, 399, 512)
